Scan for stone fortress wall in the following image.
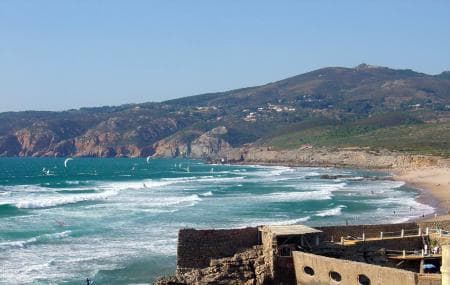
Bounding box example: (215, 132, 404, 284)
(176, 222, 418, 271)
(171, 222, 439, 285)
(176, 227, 259, 272)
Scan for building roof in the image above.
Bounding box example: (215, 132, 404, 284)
(261, 225, 322, 236)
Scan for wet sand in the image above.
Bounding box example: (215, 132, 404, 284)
(392, 167, 450, 215)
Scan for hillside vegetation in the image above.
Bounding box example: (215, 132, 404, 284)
(1, 64, 449, 157)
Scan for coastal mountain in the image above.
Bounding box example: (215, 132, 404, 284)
(1, 64, 450, 158)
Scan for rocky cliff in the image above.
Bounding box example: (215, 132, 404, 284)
(154, 246, 270, 285)
(2, 113, 186, 157)
(152, 126, 232, 160)
(220, 146, 450, 170)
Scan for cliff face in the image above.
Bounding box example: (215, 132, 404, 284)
(0, 113, 184, 157)
(153, 126, 232, 160)
(0, 135, 21, 156)
(15, 123, 61, 157)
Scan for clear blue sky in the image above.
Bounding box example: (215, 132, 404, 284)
(1, 0, 449, 112)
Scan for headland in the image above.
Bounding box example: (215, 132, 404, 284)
(216, 146, 450, 216)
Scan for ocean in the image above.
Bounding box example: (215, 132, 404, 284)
(0, 158, 434, 284)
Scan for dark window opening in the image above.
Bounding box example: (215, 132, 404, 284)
(330, 271, 342, 282)
(303, 266, 314, 276)
(358, 274, 370, 285)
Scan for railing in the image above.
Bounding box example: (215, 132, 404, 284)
(328, 226, 450, 247)
(335, 227, 426, 245)
(327, 227, 449, 261)
(385, 249, 440, 258)
(425, 227, 450, 237)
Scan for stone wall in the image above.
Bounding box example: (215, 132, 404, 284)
(417, 274, 441, 285)
(173, 223, 426, 284)
(293, 251, 418, 285)
(176, 227, 259, 272)
(176, 246, 271, 285)
(316, 222, 418, 241)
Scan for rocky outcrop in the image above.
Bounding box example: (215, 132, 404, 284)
(15, 124, 61, 156)
(189, 126, 232, 159)
(0, 135, 21, 156)
(152, 129, 203, 158)
(154, 246, 270, 285)
(0, 115, 183, 157)
(52, 139, 77, 157)
(153, 127, 232, 160)
(220, 146, 450, 170)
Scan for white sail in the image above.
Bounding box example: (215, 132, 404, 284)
(64, 158, 73, 168)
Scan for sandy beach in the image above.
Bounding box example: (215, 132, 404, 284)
(392, 166, 450, 215)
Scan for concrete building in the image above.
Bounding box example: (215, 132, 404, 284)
(260, 225, 322, 284)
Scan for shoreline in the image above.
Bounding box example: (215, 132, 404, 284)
(229, 160, 450, 222)
(391, 166, 450, 217)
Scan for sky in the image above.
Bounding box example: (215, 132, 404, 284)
(0, 1, 450, 112)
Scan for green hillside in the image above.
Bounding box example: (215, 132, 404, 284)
(1, 64, 449, 157)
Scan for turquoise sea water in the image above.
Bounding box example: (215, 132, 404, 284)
(0, 158, 434, 284)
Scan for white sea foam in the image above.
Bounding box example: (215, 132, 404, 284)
(258, 189, 333, 202)
(368, 196, 434, 212)
(315, 205, 346, 217)
(99, 176, 243, 192)
(387, 181, 406, 188)
(265, 216, 311, 225)
(3, 184, 54, 193)
(0, 230, 71, 250)
(249, 166, 294, 177)
(260, 182, 347, 202)
(235, 216, 311, 228)
(124, 194, 202, 208)
(345, 176, 365, 181)
(157, 194, 202, 206)
(0, 161, 438, 284)
(285, 182, 347, 192)
(15, 190, 118, 209)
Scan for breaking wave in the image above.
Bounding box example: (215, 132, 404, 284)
(15, 190, 118, 209)
(315, 205, 346, 217)
(0, 231, 71, 250)
(258, 189, 333, 202)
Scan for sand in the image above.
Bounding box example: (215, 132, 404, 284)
(392, 167, 450, 215)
